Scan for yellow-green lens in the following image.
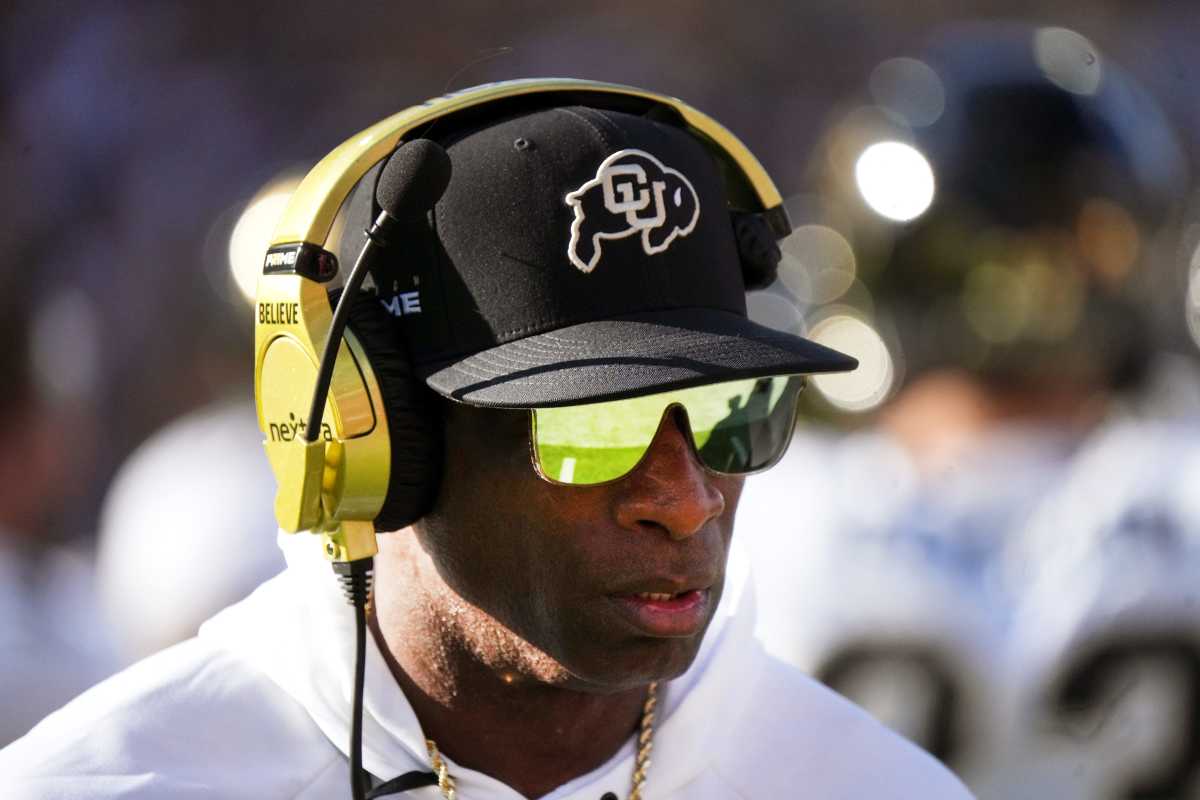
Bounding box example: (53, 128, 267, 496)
(688, 376, 794, 473)
(531, 376, 802, 485)
(533, 388, 671, 483)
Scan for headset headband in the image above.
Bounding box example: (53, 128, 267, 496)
(271, 78, 787, 250)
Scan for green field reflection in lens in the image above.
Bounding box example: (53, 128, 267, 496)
(532, 376, 803, 485)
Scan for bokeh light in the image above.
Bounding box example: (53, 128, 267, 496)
(855, 141, 936, 222)
(869, 57, 945, 128)
(1033, 27, 1103, 96)
(808, 312, 895, 412)
(778, 225, 857, 305)
(228, 177, 302, 304)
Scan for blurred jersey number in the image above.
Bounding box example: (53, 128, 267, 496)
(819, 634, 1200, 798)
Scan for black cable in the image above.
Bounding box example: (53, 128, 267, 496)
(351, 592, 368, 799)
(306, 140, 452, 796)
(304, 236, 380, 443)
(365, 771, 439, 799)
(335, 558, 444, 800)
(311, 141, 451, 796)
(334, 558, 375, 800)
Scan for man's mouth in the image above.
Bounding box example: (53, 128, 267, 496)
(610, 587, 710, 637)
(633, 591, 689, 602)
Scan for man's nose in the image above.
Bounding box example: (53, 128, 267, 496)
(613, 408, 726, 540)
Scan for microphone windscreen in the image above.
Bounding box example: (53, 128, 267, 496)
(375, 139, 452, 220)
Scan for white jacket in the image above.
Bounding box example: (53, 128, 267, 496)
(0, 534, 973, 799)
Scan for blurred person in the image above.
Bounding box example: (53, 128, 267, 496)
(0, 297, 118, 745)
(96, 400, 285, 665)
(990, 416, 1200, 799)
(0, 81, 972, 799)
(741, 20, 1197, 793)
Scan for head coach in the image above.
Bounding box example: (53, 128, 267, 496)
(1, 80, 972, 799)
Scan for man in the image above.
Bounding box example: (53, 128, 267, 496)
(1, 81, 972, 798)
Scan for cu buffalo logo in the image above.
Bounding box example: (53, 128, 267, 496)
(565, 149, 700, 274)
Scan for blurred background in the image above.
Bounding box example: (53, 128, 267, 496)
(2, 1, 1199, 797)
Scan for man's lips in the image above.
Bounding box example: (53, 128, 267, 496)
(608, 586, 711, 637)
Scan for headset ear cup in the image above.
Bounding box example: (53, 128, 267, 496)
(733, 212, 783, 290)
(345, 290, 443, 531)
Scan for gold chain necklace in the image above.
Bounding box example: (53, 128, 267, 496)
(423, 681, 659, 800)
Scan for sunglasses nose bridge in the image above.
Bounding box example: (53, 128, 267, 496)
(654, 402, 718, 477)
(658, 401, 696, 447)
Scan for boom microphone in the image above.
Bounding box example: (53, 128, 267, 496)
(368, 138, 453, 244)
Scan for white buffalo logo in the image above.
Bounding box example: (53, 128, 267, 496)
(564, 149, 700, 274)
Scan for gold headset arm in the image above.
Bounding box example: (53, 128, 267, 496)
(270, 78, 785, 249)
(255, 79, 786, 562)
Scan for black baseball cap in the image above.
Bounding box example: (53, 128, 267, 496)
(348, 103, 857, 407)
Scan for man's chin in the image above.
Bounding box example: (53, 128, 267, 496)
(559, 630, 710, 693)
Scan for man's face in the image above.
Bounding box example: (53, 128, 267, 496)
(411, 400, 743, 692)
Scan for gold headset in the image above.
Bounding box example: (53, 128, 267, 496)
(253, 78, 790, 565)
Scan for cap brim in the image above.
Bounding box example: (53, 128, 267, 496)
(423, 308, 858, 408)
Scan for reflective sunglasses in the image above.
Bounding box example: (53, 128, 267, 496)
(530, 375, 806, 486)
